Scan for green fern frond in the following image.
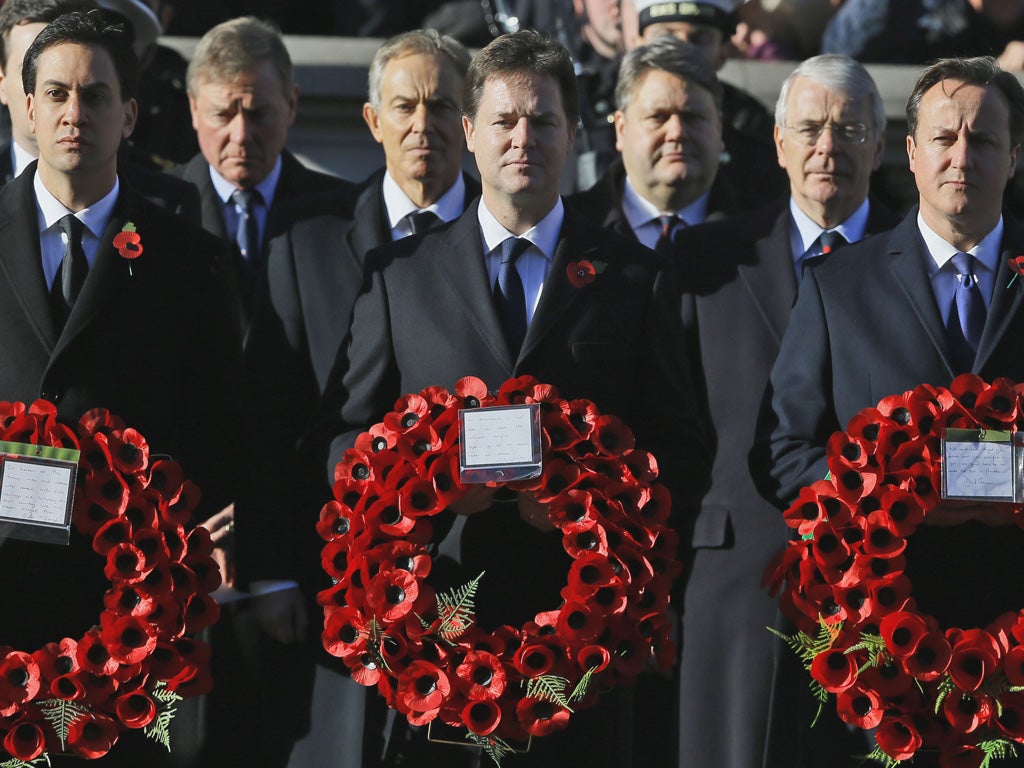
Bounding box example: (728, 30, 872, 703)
(845, 632, 886, 658)
(569, 667, 598, 703)
(863, 745, 901, 767)
(37, 698, 91, 751)
(768, 617, 844, 669)
(466, 732, 515, 767)
(150, 681, 183, 707)
(524, 675, 573, 711)
(808, 679, 829, 728)
(434, 572, 483, 642)
(933, 676, 955, 715)
(978, 738, 1017, 768)
(1, 758, 50, 768)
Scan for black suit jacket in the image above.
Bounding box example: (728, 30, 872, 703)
(0, 164, 243, 650)
(172, 149, 356, 318)
(565, 157, 742, 239)
(238, 169, 481, 588)
(674, 197, 899, 768)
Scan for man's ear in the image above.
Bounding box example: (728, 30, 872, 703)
(363, 101, 383, 144)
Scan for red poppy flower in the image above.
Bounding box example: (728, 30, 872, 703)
(0, 652, 40, 703)
(858, 659, 912, 699)
(383, 394, 430, 434)
(566, 259, 597, 287)
(461, 699, 502, 735)
(948, 629, 1000, 692)
(974, 377, 1020, 426)
(862, 510, 907, 557)
(875, 714, 922, 761)
(364, 492, 416, 537)
(454, 375, 490, 405)
(335, 448, 377, 485)
(100, 613, 158, 665)
(940, 745, 986, 768)
(3, 721, 45, 760)
(397, 660, 451, 713)
(397, 478, 441, 517)
(67, 713, 119, 758)
(367, 569, 420, 624)
(513, 643, 557, 678)
(901, 631, 952, 681)
(881, 611, 928, 659)
(426, 452, 463, 507)
(184, 592, 220, 633)
(836, 686, 884, 729)
(323, 606, 368, 660)
(942, 691, 993, 734)
(783, 482, 852, 535)
(113, 224, 143, 260)
(115, 691, 157, 728)
(50, 671, 87, 701)
(455, 651, 507, 700)
(516, 696, 571, 736)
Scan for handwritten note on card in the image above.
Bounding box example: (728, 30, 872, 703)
(459, 404, 543, 484)
(943, 439, 1015, 499)
(0, 459, 74, 526)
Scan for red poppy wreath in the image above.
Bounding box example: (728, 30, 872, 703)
(766, 374, 1024, 767)
(319, 376, 680, 764)
(0, 400, 219, 763)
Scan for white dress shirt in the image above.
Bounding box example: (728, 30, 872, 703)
(383, 170, 466, 240)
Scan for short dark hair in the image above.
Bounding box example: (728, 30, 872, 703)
(0, 0, 96, 70)
(616, 34, 723, 113)
(368, 29, 471, 109)
(907, 56, 1024, 148)
(463, 29, 580, 130)
(23, 9, 138, 100)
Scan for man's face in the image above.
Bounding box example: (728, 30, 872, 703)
(362, 52, 464, 202)
(27, 42, 136, 183)
(774, 76, 883, 225)
(0, 22, 47, 149)
(908, 78, 1019, 231)
(577, 0, 622, 54)
(615, 69, 722, 209)
(189, 59, 296, 189)
(463, 71, 576, 216)
(641, 21, 726, 70)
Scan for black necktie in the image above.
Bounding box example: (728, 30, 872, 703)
(654, 214, 683, 257)
(51, 214, 87, 326)
(946, 252, 986, 372)
(406, 210, 440, 235)
(801, 230, 848, 277)
(494, 237, 530, 355)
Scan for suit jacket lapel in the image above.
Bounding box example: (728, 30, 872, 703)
(347, 174, 393, 265)
(518, 213, 587, 364)
(736, 204, 794, 346)
(433, 202, 514, 372)
(886, 214, 956, 376)
(975, 215, 1024, 372)
(0, 170, 60, 349)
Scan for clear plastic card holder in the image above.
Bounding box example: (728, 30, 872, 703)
(0, 440, 79, 546)
(941, 428, 1024, 503)
(459, 403, 543, 484)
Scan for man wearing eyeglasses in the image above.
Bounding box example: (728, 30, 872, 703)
(671, 54, 899, 768)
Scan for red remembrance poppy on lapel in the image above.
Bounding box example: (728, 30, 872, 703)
(113, 222, 143, 260)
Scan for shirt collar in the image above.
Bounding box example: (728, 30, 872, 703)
(383, 170, 467, 228)
(209, 155, 282, 208)
(917, 211, 1004, 276)
(621, 176, 709, 228)
(790, 197, 871, 256)
(34, 169, 119, 238)
(12, 141, 35, 178)
(477, 197, 563, 261)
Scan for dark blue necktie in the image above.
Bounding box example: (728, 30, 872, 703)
(946, 252, 986, 372)
(654, 214, 682, 257)
(406, 210, 440, 235)
(494, 237, 530, 355)
(801, 230, 848, 278)
(232, 188, 262, 263)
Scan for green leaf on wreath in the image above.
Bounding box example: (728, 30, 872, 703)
(569, 666, 598, 703)
(37, 697, 92, 751)
(143, 681, 184, 752)
(768, 617, 844, 670)
(434, 572, 483, 642)
(808, 679, 828, 728)
(863, 745, 901, 767)
(466, 732, 515, 767)
(933, 675, 955, 715)
(525, 675, 573, 711)
(1, 757, 50, 768)
(978, 739, 1017, 768)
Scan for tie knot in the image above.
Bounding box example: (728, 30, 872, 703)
(406, 209, 440, 235)
(659, 214, 680, 238)
(952, 252, 975, 277)
(501, 237, 531, 265)
(59, 214, 84, 241)
(818, 229, 846, 255)
(232, 188, 261, 212)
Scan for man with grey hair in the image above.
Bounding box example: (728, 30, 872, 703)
(173, 15, 353, 318)
(672, 53, 899, 768)
(236, 28, 478, 768)
(761, 55, 1024, 766)
(568, 34, 740, 248)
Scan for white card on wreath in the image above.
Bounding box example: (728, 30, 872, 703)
(941, 428, 1022, 502)
(0, 441, 79, 545)
(458, 403, 542, 484)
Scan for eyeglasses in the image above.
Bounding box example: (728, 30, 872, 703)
(784, 121, 869, 146)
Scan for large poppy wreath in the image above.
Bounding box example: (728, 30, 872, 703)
(0, 400, 220, 762)
(766, 374, 1024, 767)
(319, 376, 680, 764)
